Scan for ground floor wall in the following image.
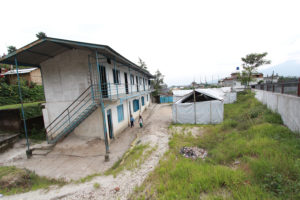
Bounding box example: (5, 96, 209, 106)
(104, 93, 151, 140)
(45, 93, 152, 142)
(253, 89, 300, 133)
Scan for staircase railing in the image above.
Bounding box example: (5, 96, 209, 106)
(44, 82, 153, 143)
(45, 85, 96, 142)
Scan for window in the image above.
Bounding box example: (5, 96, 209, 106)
(136, 76, 139, 92)
(130, 74, 134, 85)
(117, 104, 124, 122)
(143, 78, 145, 91)
(113, 69, 120, 84)
(133, 99, 140, 112)
(141, 96, 145, 106)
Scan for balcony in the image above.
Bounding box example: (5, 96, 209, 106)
(91, 82, 153, 101)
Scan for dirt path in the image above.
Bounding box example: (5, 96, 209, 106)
(3, 104, 172, 200)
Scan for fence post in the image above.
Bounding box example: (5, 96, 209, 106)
(281, 84, 284, 94)
(272, 85, 275, 93)
(298, 78, 300, 97)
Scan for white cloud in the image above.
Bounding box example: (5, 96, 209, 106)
(1, 0, 300, 85)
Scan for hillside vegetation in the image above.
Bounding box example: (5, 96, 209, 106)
(131, 91, 300, 200)
(0, 79, 44, 106)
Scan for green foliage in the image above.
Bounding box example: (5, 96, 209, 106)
(7, 46, 17, 54)
(241, 52, 271, 86)
(0, 79, 45, 106)
(138, 57, 147, 70)
(151, 70, 165, 96)
(93, 182, 100, 189)
(28, 127, 46, 141)
(36, 32, 47, 39)
(131, 91, 300, 200)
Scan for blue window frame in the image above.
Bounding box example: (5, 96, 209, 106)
(133, 99, 139, 112)
(117, 104, 124, 122)
(141, 96, 145, 106)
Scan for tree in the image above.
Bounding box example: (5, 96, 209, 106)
(36, 32, 47, 39)
(241, 52, 271, 86)
(151, 69, 164, 96)
(138, 57, 147, 70)
(237, 71, 249, 87)
(7, 46, 17, 54)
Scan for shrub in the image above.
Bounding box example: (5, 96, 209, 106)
(0, 79, 44, 106)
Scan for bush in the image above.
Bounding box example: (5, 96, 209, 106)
(0, 79, 44, 106)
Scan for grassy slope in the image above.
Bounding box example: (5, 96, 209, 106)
(131, 91, 300, 200)
(0, 102, 44, 110)
(105, 143, 157, 178)
(0, 166, 66, 195)
(0, 101, 44, 119)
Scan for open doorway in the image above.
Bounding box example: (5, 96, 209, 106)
(107, 109, 114, 139)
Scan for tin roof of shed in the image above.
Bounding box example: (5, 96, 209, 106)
(0, 37, 154, 78)
(4, 67, 38, 75)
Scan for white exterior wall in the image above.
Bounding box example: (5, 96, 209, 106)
(41, 49, 90, 127)
(104, 93, 151, 138)
(40, 48, 152, 141)
(253, 89, 300, 133)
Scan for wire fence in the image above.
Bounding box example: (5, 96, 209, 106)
(253, 78, 300, 97)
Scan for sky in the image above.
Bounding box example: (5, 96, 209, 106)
(1, 0, 300, 86)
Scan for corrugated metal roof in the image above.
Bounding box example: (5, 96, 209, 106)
(4, 67, 38, 75)
(0, 37, 154, 78)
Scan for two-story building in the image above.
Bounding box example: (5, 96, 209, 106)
(0, 37, 154, 156)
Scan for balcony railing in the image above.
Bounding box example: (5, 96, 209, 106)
(91, 82, 153, 100)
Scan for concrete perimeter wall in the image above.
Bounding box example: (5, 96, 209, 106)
(253, 89, 300, 133)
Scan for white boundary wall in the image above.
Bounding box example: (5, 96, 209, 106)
(253, 89, 300, 133)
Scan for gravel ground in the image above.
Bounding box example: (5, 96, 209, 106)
(2, 104, 172, 200)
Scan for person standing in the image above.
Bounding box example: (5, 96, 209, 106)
(130, 114, 134, 128)
(139, 115, 143, 128)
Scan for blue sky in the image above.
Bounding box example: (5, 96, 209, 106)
(0, 0, 299, 86)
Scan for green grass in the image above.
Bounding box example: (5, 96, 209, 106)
(93, 182, 100, 189)
(0, 101, 44, 119)
(105, 143, 157, 178)
(130, 91, 300, 200)
(76, 172, 103, 184)
(0, 101, 44, 110)
(0, 166, 66, 195)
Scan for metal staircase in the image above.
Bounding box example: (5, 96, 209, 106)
(45, 85, 99, 144)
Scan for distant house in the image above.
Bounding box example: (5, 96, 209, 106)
(0, 37, 154, 154)
(219, 72, 264, 90)
(4, 67, 42, 85)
